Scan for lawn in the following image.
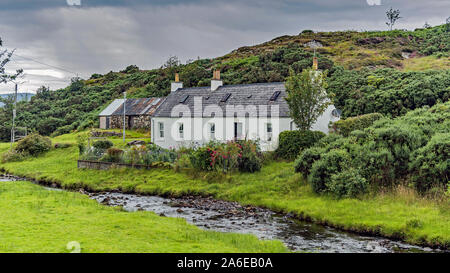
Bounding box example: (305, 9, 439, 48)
(0, 131, 449, 249)
(0, 181, 287, 253)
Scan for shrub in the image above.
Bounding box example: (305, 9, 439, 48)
(410, 133, 449, 193)
(92, 140, 113, 150)
(276, 130, 326, 160)
(1, 150, 27, 163)
(15, 134, 52, 156)
(105, 148, 124, 163)
(237, 140, 262, 173)
(188, 140, 262, 173)
(330, 113, 384, 136)
(327, 169, 368, 198)
(294, 146, 326, 176)
(309, 149, 351, 193)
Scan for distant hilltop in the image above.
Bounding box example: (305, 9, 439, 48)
(0, 93, 34, 107)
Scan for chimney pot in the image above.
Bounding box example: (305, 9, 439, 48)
(171, 73, 183, 92)
(313, 57, 318, 70)
(211, 69, 223, 91)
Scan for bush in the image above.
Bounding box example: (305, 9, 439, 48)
(309, 149, 351, 193)
(276, 130, 326, 160)
(15, 134, 52, 156)
(92, 140, 113, 150)
(294, 146, 326, 176)
(188, 140, 262, 173)
(237, 140, 262, 173)
(105, 148, 124, 163)
(330, 113, 384, 136)
(410, 133, 449, 193)
(327, 169, 368, 198)
(1, 150, 27, 163)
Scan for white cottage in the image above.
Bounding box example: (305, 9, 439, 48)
(151, 69, 340, 151)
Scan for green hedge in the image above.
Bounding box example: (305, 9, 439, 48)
(276, 130, 326, 160)
(330, 113, 384, 136)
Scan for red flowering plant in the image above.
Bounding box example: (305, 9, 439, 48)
(189, 140, 262, 173)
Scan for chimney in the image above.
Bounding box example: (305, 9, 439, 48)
(312, 57, 318, 70)
(171, 73, 183, 92)
(211, 70, 223, 91)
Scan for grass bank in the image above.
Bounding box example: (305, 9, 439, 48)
(0, 132, 449, 249)
(0, 181, 287, 253)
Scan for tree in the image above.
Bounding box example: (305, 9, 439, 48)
(386, 8, 401, 31)
(423, 22, 432, 29)
(285, 68, 333, 131)
(0, 37, 23, 83)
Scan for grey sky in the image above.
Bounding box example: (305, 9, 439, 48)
(0, 0, 448, 94)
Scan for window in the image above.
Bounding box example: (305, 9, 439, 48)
(210, 123, 215, 140)
(266, 123, 273, 141)
(269, 91, 281, 101)
(179, 95, 189, 103)
(158, 122, 164, 139)
(234, 122, 243, 140)
(221, 93, 232, 102)
(179, 123, 184, 139)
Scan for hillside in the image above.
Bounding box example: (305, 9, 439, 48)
(0, 24, 448, 141)
(0, 93, 34, 107)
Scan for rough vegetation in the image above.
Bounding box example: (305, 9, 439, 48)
(0, 25, 448, 141)
(295, 101, 450, 197)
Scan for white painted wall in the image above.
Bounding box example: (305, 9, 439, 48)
(151, 105, 340, 151)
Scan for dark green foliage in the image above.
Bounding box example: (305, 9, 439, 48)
(331, 113, 384, 136)
(189, 146, 215, 172)
(276, 130, 326, 160)
(296, 101, 450, 197)
(294, 146, 325, 176)
(237, 140, 262, 173)
(410, 133, 449, 192)
(328, 169, 368, 198)
(309, 149, 351, 193)
(92, 140, 113, 150)
(328, 68, 450, 118)
(14, 134, 52, 156)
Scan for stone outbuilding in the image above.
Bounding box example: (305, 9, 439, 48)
(99, 97, 165, 130)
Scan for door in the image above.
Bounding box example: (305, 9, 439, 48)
(106, 117, 110, 129)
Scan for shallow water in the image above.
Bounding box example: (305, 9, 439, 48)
(90, 192, 439, 253)
(0, 176, 441, 253)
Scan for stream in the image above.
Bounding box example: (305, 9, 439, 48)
(1, 175, 443, 253)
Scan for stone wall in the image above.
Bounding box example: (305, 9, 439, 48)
(109, 115, 151, 130)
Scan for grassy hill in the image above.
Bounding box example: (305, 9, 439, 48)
(0, 24, 448, 141)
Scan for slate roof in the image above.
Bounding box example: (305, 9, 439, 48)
(99, 98, 165, 117)
(153, 82, 290, 118)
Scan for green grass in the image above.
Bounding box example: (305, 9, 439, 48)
(402, 56, 450, 71)
(0, 181, 287, 253)
(0, 132, 449, 249)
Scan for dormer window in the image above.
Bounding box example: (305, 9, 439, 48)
(221, 93, 232, 102)
(179, 95, 189, 103)
(270, 91, 281, 101)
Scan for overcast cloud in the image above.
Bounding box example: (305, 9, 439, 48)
(0, 0, 448, 94)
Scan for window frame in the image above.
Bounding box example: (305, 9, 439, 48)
(158, 122, 165, 139)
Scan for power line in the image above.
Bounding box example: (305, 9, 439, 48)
(11, 53, 83, 78)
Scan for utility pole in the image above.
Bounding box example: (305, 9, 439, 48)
(10, 83, 18, 149)
(123, 91, 126, 143)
